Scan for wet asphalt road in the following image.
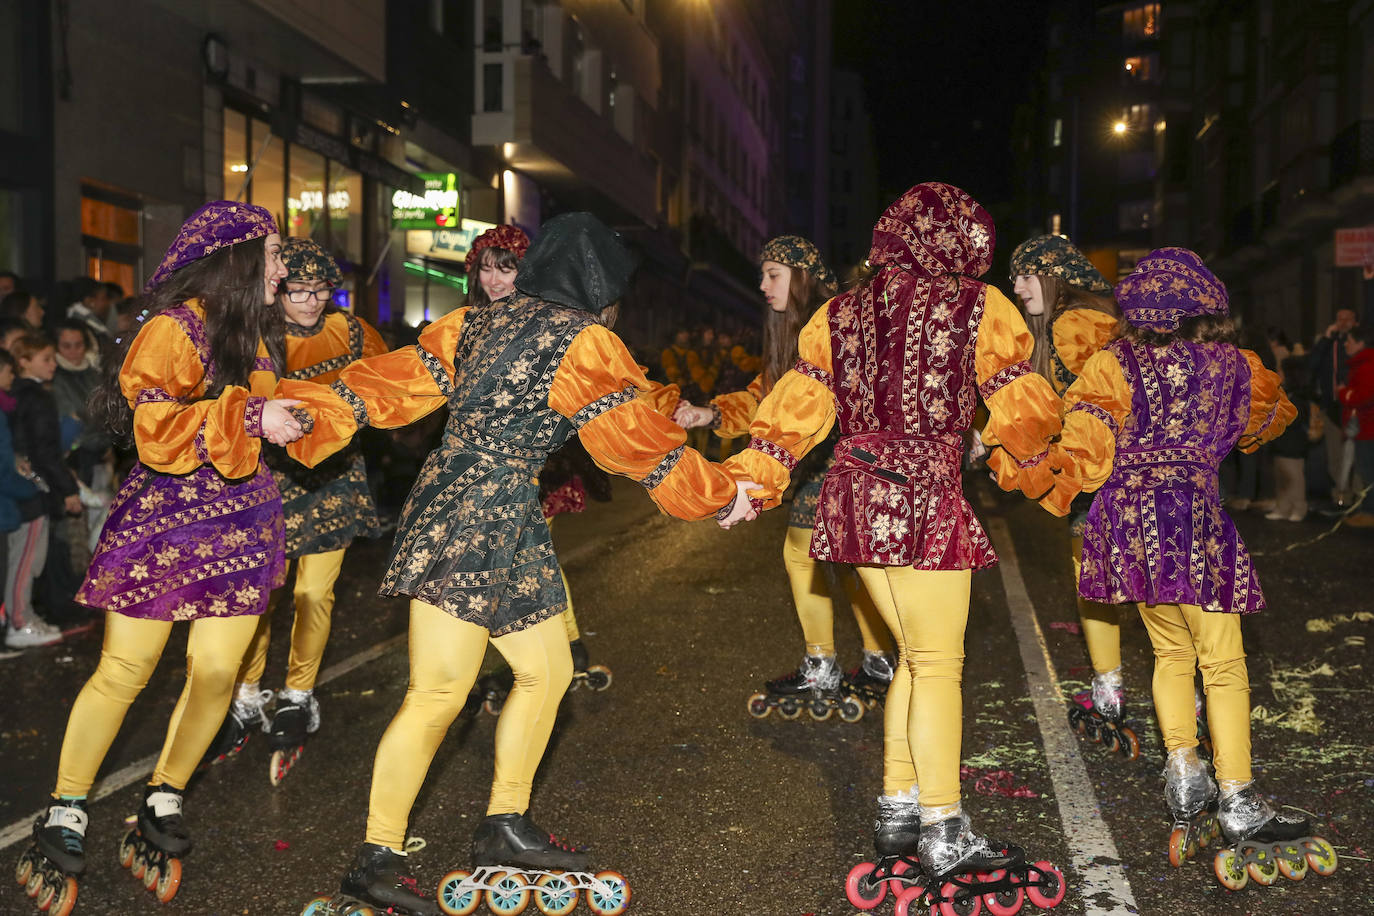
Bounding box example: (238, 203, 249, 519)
(1, 475, 1371, 916)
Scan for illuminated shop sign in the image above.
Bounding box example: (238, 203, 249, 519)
(404, 218, 499, 264)
(392, 172, 460, 228)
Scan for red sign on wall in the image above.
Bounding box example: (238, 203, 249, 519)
(1334, 227, 1374, 267)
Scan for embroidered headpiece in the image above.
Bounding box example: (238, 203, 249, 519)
(465, 225, 532, 275)
(759, 235, 837, 293)
(1115, 247, 1229, 332)
(146, 201, 277, 291)
(868, 182, 995, 279)
(1010, 235, 1110, 293)
(281, 238, 340, 287)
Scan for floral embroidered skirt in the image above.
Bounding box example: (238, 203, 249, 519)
(272, 446, 380, 557)
(1078, 485, 1265, 613)
(383, 445, 565, 636)
(77, 462, 285, 621)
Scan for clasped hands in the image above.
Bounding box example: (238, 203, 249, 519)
(717, 479, 762, 529)
(262, 398, 307, 447)
(672, 399, 716, 430)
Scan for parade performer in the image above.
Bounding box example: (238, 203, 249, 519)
(281, 213, 751, 916)
(1037, 248, 1338, 888)
(15, 201, 301, 911)
(1009, 235, 1140, 758)
(682, 236, 896, 721)
(204, 238, 388, 782)
(725, 184, 1067, 912)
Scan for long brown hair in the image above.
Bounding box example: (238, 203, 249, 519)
(1119, 313, 1237, 347)
(1025, 275, 1122, 383)
(466, 246, 521, 309)
(762, 267, 837, 393)
(91, 237, 283, 443)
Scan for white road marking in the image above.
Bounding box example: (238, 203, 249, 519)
(987, 517, 1139, 915)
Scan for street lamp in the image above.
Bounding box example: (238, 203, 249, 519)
(1112, 120, 1128, 135)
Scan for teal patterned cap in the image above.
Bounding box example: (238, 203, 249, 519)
(281, 238, 341, 287)
(1010, 235, 1110, 293)
(760, 235, 837, 292)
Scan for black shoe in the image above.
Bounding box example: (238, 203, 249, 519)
(569, 638, 590, 674)
(472, 812, 590, 871)
(339, 843, 438, 915)
(138, 785, 191, 856)
(33, 799, 88, 874)
(268, 692, 317, 752)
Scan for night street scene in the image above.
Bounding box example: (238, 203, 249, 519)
(2, 1, 1373, 915)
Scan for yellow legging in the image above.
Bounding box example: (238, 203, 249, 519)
(559, 568, 579, 642)
(1137, 602, 1251, 785)
(783, 526, 892, 657)
(239, 548, 347, 690)
(54, 612, 261, 797)
(365, 600, 572, 850)
(856, 566, 971, 806)
(1071, 536, 1122, 675)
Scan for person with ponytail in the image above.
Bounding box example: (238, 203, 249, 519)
(681, 236, 897, 718)
(723, 184, 1067, 900)
(15, 201, 301, 908)
(1008, 235, 1140, 758)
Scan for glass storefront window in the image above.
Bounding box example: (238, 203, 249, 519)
(223, 108, 249, 200)
(288, 144, 327, 242)
(330, 162, 364, 264)
(250, 117, 285, 227)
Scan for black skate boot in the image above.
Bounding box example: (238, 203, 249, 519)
(15, 799, 87, 915)
(845, 650, 895, 709)
(1066, 667, 1139, 760)
(746, 653, 864, 722)
(472, 812, 590, 871)
(334, 842, 439, 915)
(845, 792, 925, 909)
(200, 684, 272, 768)
(1164, 747, 1219, 867)
(875, 794, 921, 856)
(469, 667, 516, 716)
(117, 784, 190, 903)
(568, 638, 613, 692)
(268, 688, 320, 785)
(1212, 783, 1338, 889)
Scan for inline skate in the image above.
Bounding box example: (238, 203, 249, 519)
(892, 810, 1065, 915)
(435, 812, 631, 915)
(117, 784, 190, 903)
(469, 639, 611, 716)
(746, 653, 864, 722)
(1211, 783, 1338, 890)
(844, 791, 922, 910)
(14, 798, 86, 915)
(567, 639, 613, 694)
(269, 688, 321, 786)
(843, 650, 895, 709)
(302, 842, 439, 915)
(1163, 747, 1219, 867)
(200, 683, 273, 767)
(1066, 667, 1139, 760)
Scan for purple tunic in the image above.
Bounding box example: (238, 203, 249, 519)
(76, 305, 285, 621)
(1077, 338, 1263, 613)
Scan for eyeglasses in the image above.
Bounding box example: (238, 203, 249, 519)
(284, 288, 334, 304)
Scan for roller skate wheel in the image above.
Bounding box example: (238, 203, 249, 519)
(979, 869, 1023, 916)
(1101, 729, 1120, 753)
(838, 696, 865, 723)
(892, 885, 930, 916)
(25, 865, 43, 898)
(585, 870, 630, 916)
(1213, 848, 1248, 890)
(534, 872, 579, 915)
(155, 858, 182, 902)
(585, 665, 612, 691)
(1025, 861, 1066, 909)
(1276, 848, 1308, 881)
(485, 870, 529, 914)
(844, 861, 888, 910)
(937, 879, 983, 915)
(888, 857, 922, 897)
(341, 905, 376, 916)
(1167, 826, 1191, 868)
(483, 696, 505, 717)
(437, 869, 481, 916)
(143, 862, 160, 891)
(35, 875, 60, 911)
(48, 877, 77, 916)
(1246, 853, 1279, 886)
(1305, 837, 1338, 876)
(1117, 726, 1140, 761)
(131, 852, 147, 881)
(745, 693, 770, 719)
(15, 850, 34, 886)
(301, 896, 333, 916)
(777, 699, 802, 720)
(808, 699, 833, 721)
(118, 831, 137, 869)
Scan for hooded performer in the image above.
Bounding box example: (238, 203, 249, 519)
(723, 183, 1068, 904)
(1037, 249, 1336, 890)
(277, 212, 752, 914)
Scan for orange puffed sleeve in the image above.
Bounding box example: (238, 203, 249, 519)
(977, 288, 1065, 498)
(1238, 348, 1296, 453)
(1050, 309, 1119, 394)
(636, 373, 682, 418)
(124, 312, 262, 477)
(722, 306, 836, 508)
(710, 374, 766, 439)
(1039, 349, 1134, 516)
(549, 325, 739, 520)
(278, 308, 465, 467)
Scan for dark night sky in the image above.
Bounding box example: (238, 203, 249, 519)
(834, 0, 1052, 207)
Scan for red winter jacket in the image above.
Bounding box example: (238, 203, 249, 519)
(1338, 347, 1374, 440)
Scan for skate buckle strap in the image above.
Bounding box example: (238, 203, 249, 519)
(45, 806, 89, 835)
(146, 791, 183, 818)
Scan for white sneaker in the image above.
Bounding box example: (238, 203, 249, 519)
(1288, 512, 1306, 522)
(1264, 510, 1286, 520)
(6, 618, 63, 649)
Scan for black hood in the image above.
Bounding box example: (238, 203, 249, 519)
(514, 212, 639, 313)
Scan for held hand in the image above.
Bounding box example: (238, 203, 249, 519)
(671, 399, 695, 426)
(717, 479, 761, 529)
(262, 399, 306, 447)
(680, 406, 716, 429)
(63, 493, 83, 516)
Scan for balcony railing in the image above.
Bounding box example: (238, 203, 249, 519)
(1330, 120, 1374, 190)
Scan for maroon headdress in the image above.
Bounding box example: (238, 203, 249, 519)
(1115, 247, 1229, 333)
(868, 182, 995, 280)
(464, 225, 532, 274)
(145, 201, 277, 292)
